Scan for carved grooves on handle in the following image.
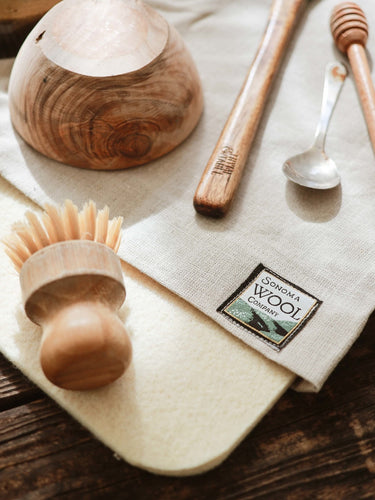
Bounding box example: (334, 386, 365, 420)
(330, 2, 368, 52)
(330, 2, 375, 151)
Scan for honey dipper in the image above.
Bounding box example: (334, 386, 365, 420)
(331, 2, 375, 150)
(3, 200, 132, 391)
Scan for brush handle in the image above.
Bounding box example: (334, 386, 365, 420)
(193, 0, 308, 217)
(40, 301, 132, 390)
(20, 241, 131, 390)
(331, 3, 375, 151)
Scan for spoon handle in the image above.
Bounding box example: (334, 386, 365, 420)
(193, 0, 308, 218)
(312, 62, 348, 150)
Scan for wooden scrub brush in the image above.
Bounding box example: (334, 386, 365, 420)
(3, 200, 132, 391)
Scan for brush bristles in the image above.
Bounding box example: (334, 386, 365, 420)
(2, 200, 123, 272)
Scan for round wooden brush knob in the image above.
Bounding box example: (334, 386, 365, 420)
(40, 301, 132, 391)
(330, 2, 368, 53)
(8, 0, 203, 170)
(21, 241, 131, 390)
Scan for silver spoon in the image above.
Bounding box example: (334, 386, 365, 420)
(282, 61, 347, 189)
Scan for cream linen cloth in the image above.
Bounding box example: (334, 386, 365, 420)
(1, 0, 375, 393)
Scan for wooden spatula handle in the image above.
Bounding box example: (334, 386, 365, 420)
(330, 3, 375, 150)
(193, 0, 308, 217)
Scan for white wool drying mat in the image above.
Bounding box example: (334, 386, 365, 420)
(0, 175, 293, 475)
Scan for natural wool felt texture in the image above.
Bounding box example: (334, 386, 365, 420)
(1, 1, 375, 391)
(0, 176, 294, 475)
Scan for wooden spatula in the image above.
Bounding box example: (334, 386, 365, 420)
(194, 0, 309, 217)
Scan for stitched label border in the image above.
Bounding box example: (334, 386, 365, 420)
(217, 264, 322, 350)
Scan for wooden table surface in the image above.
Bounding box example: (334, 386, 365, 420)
(1, 23, 375, 500)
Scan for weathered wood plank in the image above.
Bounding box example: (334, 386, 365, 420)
(0, 354, 43, 410)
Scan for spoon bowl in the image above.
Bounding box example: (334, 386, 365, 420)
(283, 146, 341, 189)
(283, 61, 347, 189)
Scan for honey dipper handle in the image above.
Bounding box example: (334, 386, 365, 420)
(193, 0, 308, 217)
(347, 44, 375, 149)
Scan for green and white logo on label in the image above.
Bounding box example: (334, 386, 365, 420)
(218, 264, 321, 349)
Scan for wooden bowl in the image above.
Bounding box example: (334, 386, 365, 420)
(8, 0, 203, 170)
(0, 0, 59, 23)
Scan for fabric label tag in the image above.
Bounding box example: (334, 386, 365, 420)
(217, 264, 322, 350)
